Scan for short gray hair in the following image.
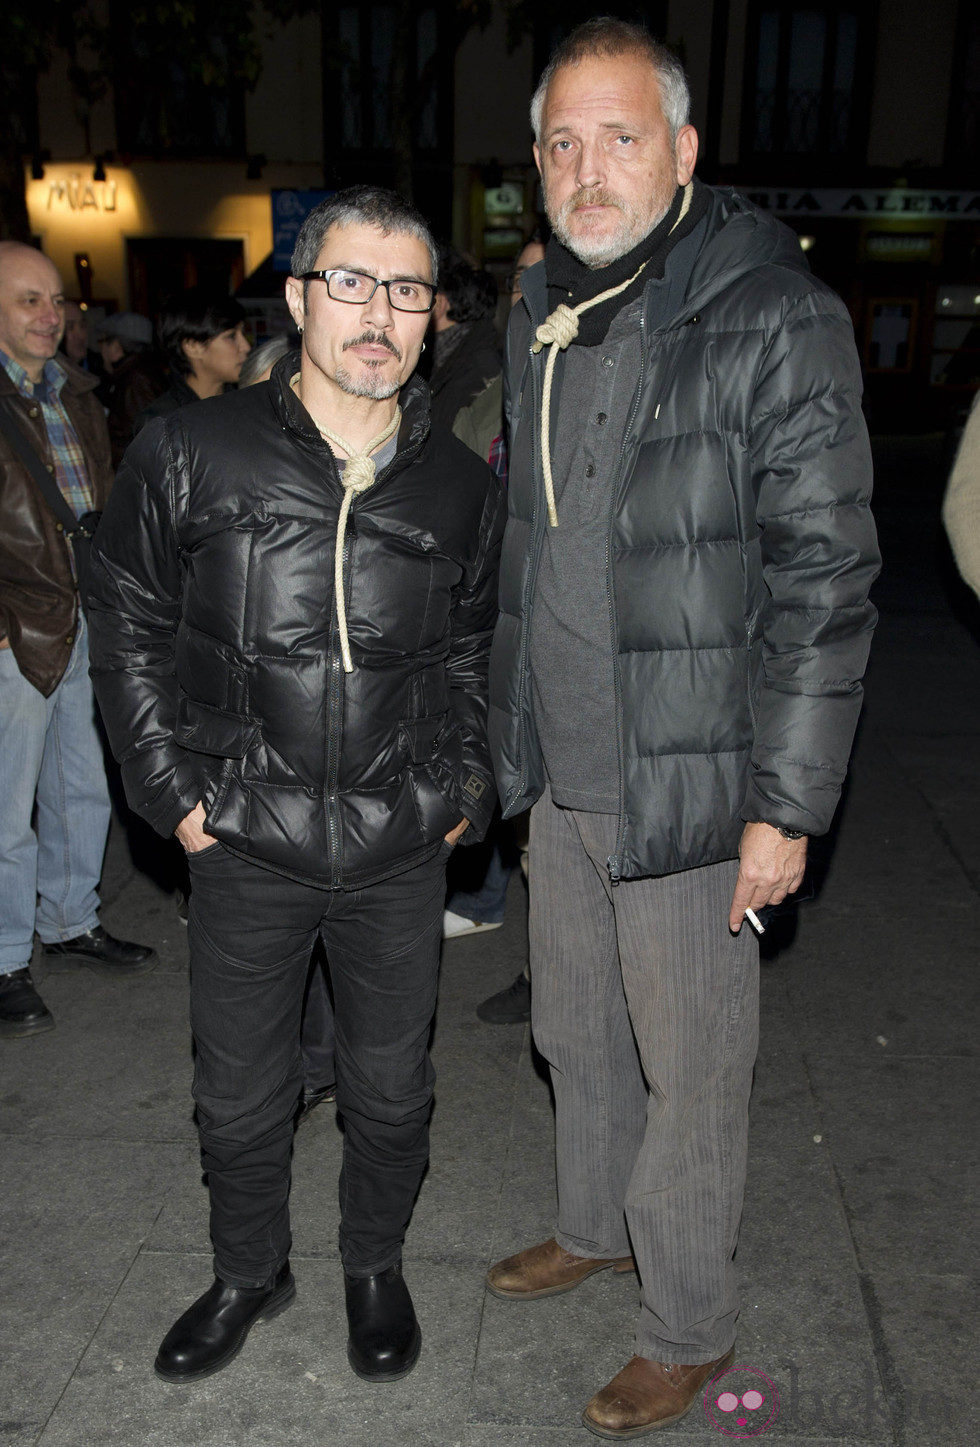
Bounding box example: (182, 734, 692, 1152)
(530, 18, 691, 147)
(238, 333, 293, 388)
(290, 185, 439, 286)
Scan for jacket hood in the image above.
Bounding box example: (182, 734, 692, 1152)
(683, 188, 811, 318)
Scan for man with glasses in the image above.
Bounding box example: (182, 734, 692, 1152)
(87, 187, 502, 1385)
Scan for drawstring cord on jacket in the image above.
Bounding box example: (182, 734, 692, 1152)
(292, 377, 401, 672)
(531, 181, 694, 527)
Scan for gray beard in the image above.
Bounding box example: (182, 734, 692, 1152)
(334, 364, 400, 401)
(550, 192, 672, 268)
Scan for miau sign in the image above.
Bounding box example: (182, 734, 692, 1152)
(46, 175, 118, 213)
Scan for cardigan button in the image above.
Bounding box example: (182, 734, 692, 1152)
(28, 406, 39, 418)
(45, 463, 55, 472)
(65, 635, 74, 647)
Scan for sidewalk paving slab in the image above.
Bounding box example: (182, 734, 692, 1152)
(2, 436, 977, 1446)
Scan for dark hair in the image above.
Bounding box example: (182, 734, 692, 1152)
(157, 288, 247, 377)
(531, 17, 690, 145)
(436, 247, 497, 325)
(519, 222, 550, 252)
(118, 336, 150, 359)
(291, 185, 438, 288)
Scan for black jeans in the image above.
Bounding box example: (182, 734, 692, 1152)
(300, 946, 335, 1091)
(185, 841, 448, 1288)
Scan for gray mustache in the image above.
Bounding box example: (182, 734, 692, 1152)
(343, 331, 401, 360)
(566, 187, 624, 213)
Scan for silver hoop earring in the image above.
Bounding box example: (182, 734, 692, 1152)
(298, 325, 304, 334)
(420, 340, 426, 353)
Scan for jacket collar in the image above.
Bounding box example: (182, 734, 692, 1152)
(270, 350, 431, 456)
(0, 350, 100, 400)
(518, 185, 813, 339)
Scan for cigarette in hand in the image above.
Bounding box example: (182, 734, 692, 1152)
(745, 907, 765, 935)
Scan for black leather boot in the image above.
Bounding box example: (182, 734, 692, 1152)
(297, 1081, 336, 1124)
(0, 969, 54, 1038)
(154, 1263, 295, 1382)
(344, 1263, 421, 1381)
(42, 924, 156, 975)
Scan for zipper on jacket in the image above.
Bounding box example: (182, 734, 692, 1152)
(322, 429, 426, 888)
(605, 313, 647, 884)
(510, 341, 548, 811)
(325, 639, 344, 888)
(324, 472, 347, 888)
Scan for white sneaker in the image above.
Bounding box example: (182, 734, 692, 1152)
(442, 909, 504, 940)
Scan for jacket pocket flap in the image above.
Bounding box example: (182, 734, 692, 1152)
(399, 714, 447, 764)
(175, 695, 259, 758)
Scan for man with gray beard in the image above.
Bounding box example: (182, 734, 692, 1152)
(87, 186, 502, 1385)
(486, 19, 879, 1437)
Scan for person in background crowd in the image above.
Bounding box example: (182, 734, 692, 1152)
(60, 300, 90, 369)
(426, 247, 501, 434)
(137, 289, 250, 426)
(942, 391, 980, 599)
(130, 293, 251, 920)
(508, 236, 547, 309)
(486, 20, 879, 1437)
(239, 326, 336, 1123)
(87, 186, 502, 1387)
(453, 234, 549, 1024)
(237, 332, 294, 388)
(98, 311, 168, 467)
(0, 242, 156, 1040)
(432, 251, 509, 949)
(451, 237, 546, 481)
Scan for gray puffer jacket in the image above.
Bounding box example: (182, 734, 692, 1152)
(489, 188, 880, 880)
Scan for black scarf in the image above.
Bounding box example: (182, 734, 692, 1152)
(545, 178, 710, 346)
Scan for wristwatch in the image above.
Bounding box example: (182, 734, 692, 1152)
(774, 825, 806, 840)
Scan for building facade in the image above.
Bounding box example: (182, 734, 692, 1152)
(21, 0, 977, 426)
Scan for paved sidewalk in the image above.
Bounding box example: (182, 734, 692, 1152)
(1, 436, 976, 1446)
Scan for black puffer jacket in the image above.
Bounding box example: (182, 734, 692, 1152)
(87, 357, 503, 889)
(490, 189, 880, 880)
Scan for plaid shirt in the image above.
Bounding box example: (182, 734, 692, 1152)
(487, 430, 508, 487)
(0, 348, 94, 516)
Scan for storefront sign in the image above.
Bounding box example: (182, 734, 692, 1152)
(272, 189, 333, 272)
(46, 174, 118, 213)
(742, 189, 980, 219)
(865, 232, 935, 261)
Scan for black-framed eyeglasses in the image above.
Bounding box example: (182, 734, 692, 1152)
(300, 268, 436, 314)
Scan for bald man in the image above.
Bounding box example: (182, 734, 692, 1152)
(0, 242, 154, 1039)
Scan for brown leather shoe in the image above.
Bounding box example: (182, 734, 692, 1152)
(486, 1238, 635, 1300)
(582, 1349, 735, 1438)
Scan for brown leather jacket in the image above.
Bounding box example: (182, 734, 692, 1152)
(0, 360, 113, 696)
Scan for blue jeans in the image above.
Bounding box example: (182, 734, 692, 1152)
(0, 616, 112, 973)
